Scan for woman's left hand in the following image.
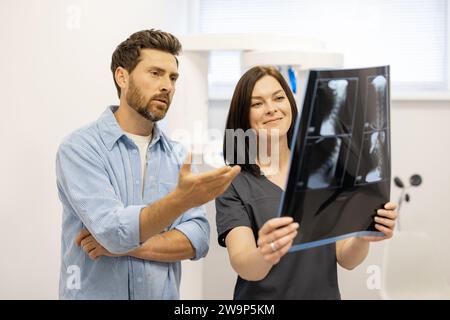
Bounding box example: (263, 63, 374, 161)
(361, 202, 398, 242)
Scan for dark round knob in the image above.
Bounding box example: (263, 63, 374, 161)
(410, 174, 422, 186)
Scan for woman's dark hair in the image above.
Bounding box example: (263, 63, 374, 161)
(223, 66, 298, 176)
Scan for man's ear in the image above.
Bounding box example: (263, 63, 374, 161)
(115, 67, 129, 90)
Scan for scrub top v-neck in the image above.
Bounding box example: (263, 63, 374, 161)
(215, 170, 341, 300)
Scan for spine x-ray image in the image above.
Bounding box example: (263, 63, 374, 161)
(279, 66, 390, 251)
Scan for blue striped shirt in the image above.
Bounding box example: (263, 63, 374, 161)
(56, 106, 210, 299)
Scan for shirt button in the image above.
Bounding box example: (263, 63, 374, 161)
(137, 277, 142, 283)
(132, 150, 138, 154)
(135, 180, 139, 184)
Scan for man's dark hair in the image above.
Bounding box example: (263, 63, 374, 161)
(110, 29, 182, 98)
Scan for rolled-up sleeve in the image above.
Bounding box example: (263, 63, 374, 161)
(56, 140, 143, 254)
(174, 205, 210, 260)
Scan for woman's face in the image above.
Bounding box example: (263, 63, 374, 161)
(249, 75, 292, 139)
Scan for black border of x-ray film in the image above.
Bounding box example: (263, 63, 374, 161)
(278, 66, 390, 252)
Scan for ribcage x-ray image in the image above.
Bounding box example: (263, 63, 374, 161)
(279, 66, 391, 252)
(297, 136, 349, 190)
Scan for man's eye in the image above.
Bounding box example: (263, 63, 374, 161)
(150, 71, 159, 76)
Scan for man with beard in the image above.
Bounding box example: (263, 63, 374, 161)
(56, 29, 240, 299)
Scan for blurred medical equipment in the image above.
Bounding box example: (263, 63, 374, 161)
(393, 174, 423, 230)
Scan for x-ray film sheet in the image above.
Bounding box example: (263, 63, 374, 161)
(278, 66, 391, 252)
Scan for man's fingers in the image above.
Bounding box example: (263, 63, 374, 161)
(82, 241, 97, 253)
(202, 179, 237, 202)
(201, 165, 241, 190)
(194, 165, 241, 198)
(80, 236, 94, 248)
(195, 166, 234, 183)
(201, 171, 235, 190)
(259, 217, 294, 237)
(88, 249, 99, 260)
(180, 152, 192, 175)
(224, 165, 241, 181)
(75, 228, 91, 246)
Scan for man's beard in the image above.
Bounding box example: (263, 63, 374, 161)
(126, 79, 171, 122)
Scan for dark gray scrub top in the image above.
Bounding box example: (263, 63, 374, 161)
(215, 171, 341, 300)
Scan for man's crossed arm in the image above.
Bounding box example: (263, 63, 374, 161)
(76, 228, 196, 262)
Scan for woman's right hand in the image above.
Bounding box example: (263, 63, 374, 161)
(257, 217, 299, 265)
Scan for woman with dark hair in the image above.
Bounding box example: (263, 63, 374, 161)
(215, 66, 397, 299)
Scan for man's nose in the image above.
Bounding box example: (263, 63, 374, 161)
(159, 75, 174, 93)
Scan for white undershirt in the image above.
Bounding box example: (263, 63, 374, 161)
(125, 132, 152, 194)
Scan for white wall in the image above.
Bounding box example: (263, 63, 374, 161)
(0, 0, 193, 299)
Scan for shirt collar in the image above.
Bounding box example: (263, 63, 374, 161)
(98, 105, 172, 152)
